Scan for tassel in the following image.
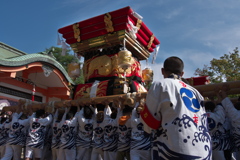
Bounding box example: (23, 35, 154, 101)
(32, 85, 35, 101)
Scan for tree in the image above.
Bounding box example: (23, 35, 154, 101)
(41, 47, 84, 84)
(194, 47, 240, 83)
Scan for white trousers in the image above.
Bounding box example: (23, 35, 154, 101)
(104, 151, 117, 160)
(57, 148, 76, 160)
(91, 148, 103, 160)
(41, 145, 52, 160)
(76, 146, 92, 160)
(212, 150, 226, 160)
(0, 145, 6, 159)
(130, 149, 151, 160)
(25, 146, 43, 159)
(1, 144, 22, 160)
(52, 148, 59, 160)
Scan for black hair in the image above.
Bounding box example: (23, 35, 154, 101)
(96, 104, 105, 111)
(163, 56, 184, 75)
(66, 112, 74, 120)
(0, 117, 7, 124)
(84, 106, 93, 119)
(57, 112, 64, 121)
(36, 109, 45, 118)
(204, 101, 216, 112)
(234, 101, 240, 110)
(122, 105, 133, 115)
(19, 113, 27, 120)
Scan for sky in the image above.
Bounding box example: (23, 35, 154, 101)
(1, 0, 240, 81)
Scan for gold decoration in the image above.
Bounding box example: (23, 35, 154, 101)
(118, 50, 133, 68)
(136, 19, 142, 30)
(73, 23, 81, 42)
(87, 55, 113, 80)
(147, 34, 154, 49)
(142, 68, 153, 82)
(117, 50, 134, 76)
(104, 13, 114, 33)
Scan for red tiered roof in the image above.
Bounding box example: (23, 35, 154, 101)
(58, 6, 160, 57)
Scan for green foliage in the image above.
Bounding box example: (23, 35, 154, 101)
(74, 69, 85, 84)
(194, 47, 240, 83)
(43, 46, 84, 85)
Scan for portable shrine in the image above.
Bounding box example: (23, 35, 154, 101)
(58, 6, 160, 99)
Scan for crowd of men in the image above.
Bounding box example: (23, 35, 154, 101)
(0, 56, 239, 160)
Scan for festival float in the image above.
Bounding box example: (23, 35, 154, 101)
(57, 6, 159, 106)
(2, 6, 240, 111)
(2, 6, 159, 111)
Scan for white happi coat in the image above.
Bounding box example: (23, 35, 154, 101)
(117, 110, 132, 152)
(26, 113, 53, 149)
(131, 107, 151, 151)
(103, 106, 119, 152)
(51, 109, 62, 149)
(221, 97, 240, 150)
(76, 108, 94, 148)
(141, 78, 212, 160)
(59, 111, 79, 150)
(92, 108, 105, 149)
(8, 112, 29, 146)
(206, 104, 233, 151)
(0, 119, 11, 146)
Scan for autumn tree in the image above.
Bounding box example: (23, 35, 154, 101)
(194, 47, 240, 83)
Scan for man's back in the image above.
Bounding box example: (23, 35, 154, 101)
(142, 78, 211, 159)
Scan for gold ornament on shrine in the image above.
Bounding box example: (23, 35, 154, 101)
(142, 68, 153, 82)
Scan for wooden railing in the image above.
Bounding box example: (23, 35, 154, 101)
(2, 80, 240, 112)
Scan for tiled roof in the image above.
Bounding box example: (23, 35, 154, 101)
(0, 42, 27, 58)
(0, 53, 74, 85)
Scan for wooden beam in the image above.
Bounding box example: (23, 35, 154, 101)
(194, 80, 240, 97)
(3, 81, 240, 112)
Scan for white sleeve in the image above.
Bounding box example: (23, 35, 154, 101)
(89, 105, 95, 113)
(42, 114, 53, 126)
(212, 104, 226, 124)
(221, 97, 240, 127)
(69, 112, 79, 127)
(104, 105, 112, 119)
(141, 82, 162, 133)
(59, 111, 67, 127)
(80, 108, 84, 115)
(131, 108, 137, 121)
(54, 109, 59, 121)
(12, 112, 19, 122)
(132, 102, 139, 120)
(92, 107, 97, 121)
(17, 112, 23, 119)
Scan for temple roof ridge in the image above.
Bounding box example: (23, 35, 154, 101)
(0, 53, 74, 85)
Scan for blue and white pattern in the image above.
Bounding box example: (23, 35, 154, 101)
(51, 109, 62, 149)
(117, 115, 132, 152)
(26, 113, 53, 149)
(131, 108, 151, 150)
(221, 97, 240, 151)
(51, 123, 62, 149)
(59, 111, 78, 150)
(141, 79, 212, 160)
(103, 106, 119, 152)
(206, 105, 234, 151)
(8, 112, 29, 146)
(76, 108, 94, 148)
(0, 120, 11, 146)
